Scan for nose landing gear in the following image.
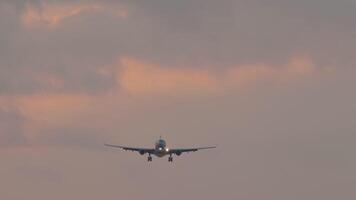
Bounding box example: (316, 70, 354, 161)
(168, 155, 173, 162)
(147, 155, 152, 162)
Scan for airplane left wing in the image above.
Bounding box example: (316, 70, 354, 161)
(169, 146, 216, 155)
(105, 144, 155, 154)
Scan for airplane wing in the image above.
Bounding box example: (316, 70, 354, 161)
(105, 144, 155, 154)
(169, 146, 216, 155)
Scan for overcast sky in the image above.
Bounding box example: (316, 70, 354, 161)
(0, 0, 356, 199)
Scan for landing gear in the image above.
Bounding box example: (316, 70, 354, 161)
(147, 155, 152, 162)
(168, 155, 173, 162)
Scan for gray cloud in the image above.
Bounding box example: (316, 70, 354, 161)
(1, 0, 356, 95)
(119, 0, 356, 66)
(0, 108, 26, 146)
(0, 1, 356, 199)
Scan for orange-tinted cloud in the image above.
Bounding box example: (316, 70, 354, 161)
(118, 56, 315, 95)
(0, 55, 315, 147)
(4, 92, 131, 141)
(119, 57, 219, 95)
(17, 94, 91, 122)
(10, 94, 92, 140)
(22, 2, 128, 27)
(226, 56, 315, 86)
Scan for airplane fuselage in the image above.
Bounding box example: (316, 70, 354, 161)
(153, 139, 170, 157)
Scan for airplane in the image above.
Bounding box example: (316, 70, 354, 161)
(105, 137, 216, 162)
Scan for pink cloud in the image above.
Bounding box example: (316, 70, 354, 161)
(0, 55, 315, 151)
(118, 56, 315, 95)
(0, 94, 95, 144)
(118, 57, 219, 95)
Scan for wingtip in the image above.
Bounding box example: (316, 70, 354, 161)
(104, 143, 114, 147)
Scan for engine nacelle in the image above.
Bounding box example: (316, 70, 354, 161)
(139, 150, 145, 155)
(176, 151, 182, 156)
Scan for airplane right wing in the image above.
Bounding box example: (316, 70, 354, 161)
(169, 146, 216, 155)
(105, 144, 155, 155)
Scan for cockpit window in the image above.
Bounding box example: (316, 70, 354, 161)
(156, 139, 166, 148)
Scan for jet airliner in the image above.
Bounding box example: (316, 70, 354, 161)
(105, 137, 216, 162)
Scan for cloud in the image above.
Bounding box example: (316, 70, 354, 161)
(118, 0, 356, 67)
(0, 92, 135, 148)
(118, 57, 219, 95)
(118, 56, 315, 95)
(22, 1, 128, 27)
(0, 93, 96, 149)
(0, 107, 26, 147)
(0, 1, 355, 199)
(14, 94, 93, 140)
(0, 54, 315, 150)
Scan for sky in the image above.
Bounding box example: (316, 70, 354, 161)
(0, 0, 356, 199)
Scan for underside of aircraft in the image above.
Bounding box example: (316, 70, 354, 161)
(105, 137, 216, 162)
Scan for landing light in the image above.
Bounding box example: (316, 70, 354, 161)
(165, 148, 169, 152)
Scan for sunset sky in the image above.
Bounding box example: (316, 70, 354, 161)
(1, 1, 356, 199)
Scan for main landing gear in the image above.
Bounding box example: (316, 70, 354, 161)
(147, 155, 152, 162)
(168, 155, 173, 162)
